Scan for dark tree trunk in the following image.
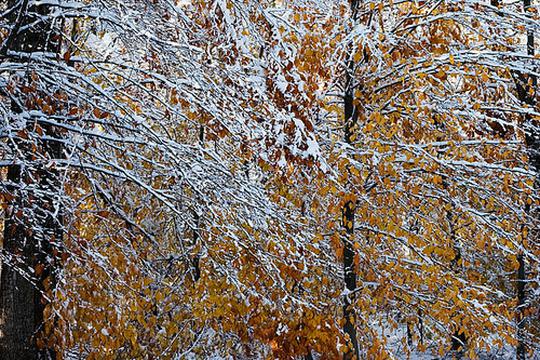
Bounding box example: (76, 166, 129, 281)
(191, 212, 201, 282)
(515, 0, 537, 358)
(1, 165, 41, 360)
(1, 1, 62, 359)
(516, 252, 527, 360)
(189, 125, 205, 283)
(342, 200, 359, 360)
(406, 321, 413, 347)
(418, 309, 424, 347)
(487, 0, 536, 357)
(342, 2, 360, 359)
(446, 185, 466, 356)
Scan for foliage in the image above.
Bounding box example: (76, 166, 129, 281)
(1, 0, 539, 359)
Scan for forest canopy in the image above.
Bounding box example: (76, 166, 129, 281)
(0, 0, 539, 359)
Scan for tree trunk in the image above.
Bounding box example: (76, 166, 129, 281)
(515, 0, 537, 357)
(1, 165, 41, 360)
(488, 0, 536, 357)
(342, 1, 360, 359)
(445, 181, 466, 356)
(342, 200, 359, 360)
(0, 1, 62, 358)
(516, 252, 527, 360)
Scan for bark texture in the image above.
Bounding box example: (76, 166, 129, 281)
(0, 1, 62, 359)
(342, 1, 360, 359)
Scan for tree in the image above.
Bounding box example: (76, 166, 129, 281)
(1, 1, 63, 358)
(342, 0, 361, 358)
(512, 0, 539, 357)
(323, 0, 539, 357)
(1, 0, 540, 359)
